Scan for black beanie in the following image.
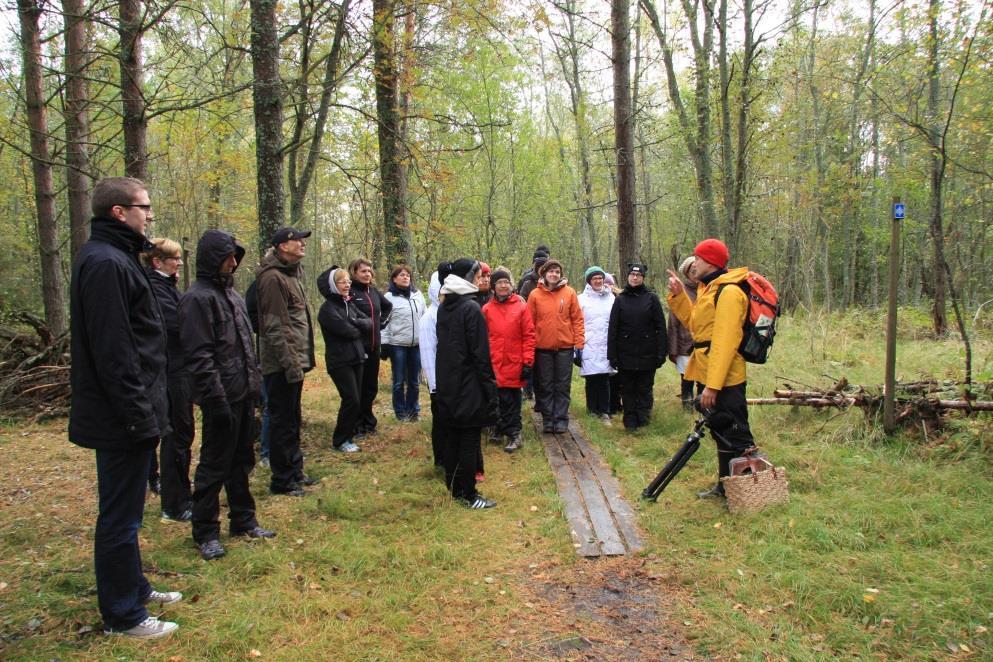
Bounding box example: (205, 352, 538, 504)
(450, 258, 480, 283)
(491, 269, 512, 287)
(437, 261, 454, 283)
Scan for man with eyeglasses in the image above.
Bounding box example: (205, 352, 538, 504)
(69, 177, 181, 639)
(255, 227, 316, 496)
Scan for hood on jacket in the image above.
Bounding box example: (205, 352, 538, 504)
(428, 271, 441, 306)
(318, 266, 349, 300)
(256, 248, 301, 280)
(540, 276, 568, 291)
(583, 282, 611, 297)
(196, 229, 245, 281)
(441, 273, 479, 297)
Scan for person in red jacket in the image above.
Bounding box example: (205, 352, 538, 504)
(482, 268, 536, 453)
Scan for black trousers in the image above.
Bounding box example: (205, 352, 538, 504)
(358, 353, 381, 432)
(329, 363, 363, 447)
(94, 446, 153, 631)
(534, 348, 573, 427)
(496, 387, 523, 436)
(619, 368, 656, 429)
(429, 393, 445, 467)
(609, 373, 623, 414)
(160, 374, 194, 515)
(707, 382, 756, 479)
(192, 399, 258, 543)
(444, 426, 481, 500)
(265, 371, 305, 491)
(584, 373, 611, 416)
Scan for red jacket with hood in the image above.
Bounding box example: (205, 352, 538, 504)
(482, 293, 536, 388)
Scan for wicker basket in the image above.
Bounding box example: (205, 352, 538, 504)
(721, 457, 789, 514)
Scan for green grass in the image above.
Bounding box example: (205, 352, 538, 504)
(1, 305, 991, 659)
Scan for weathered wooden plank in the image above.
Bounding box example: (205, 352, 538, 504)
(553, 431, 626, 556)
(568, 421, 644, 553)
(538, 423, 601, 557)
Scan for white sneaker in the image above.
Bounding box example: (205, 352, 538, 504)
(144, 589, 182, 606)
(336, 441, 361, 453)
(105, 616, 178, 639)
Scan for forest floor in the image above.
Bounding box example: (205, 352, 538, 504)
(1, 307, 992, 660)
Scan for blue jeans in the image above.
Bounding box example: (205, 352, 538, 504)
(94, 446, 154, 630)
(389, 345, 421, 419)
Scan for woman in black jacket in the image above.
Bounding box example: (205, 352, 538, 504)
(607, 263, 668, 430)
(144, 238, 194, 522)
(317, 266, 372, 452)
(436, 258, 498, 509)
(348, 258, 394, 436)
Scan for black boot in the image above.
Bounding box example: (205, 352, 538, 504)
(697, 482, 726, 499)
(680, 378, 695, 411)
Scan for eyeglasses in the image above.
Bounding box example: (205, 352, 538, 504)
(118, 204, 153, 211)
(163, 256, 182, 262)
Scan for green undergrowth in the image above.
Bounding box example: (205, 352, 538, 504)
(583, 306, 993, 659)
(1, 306, 991, 659)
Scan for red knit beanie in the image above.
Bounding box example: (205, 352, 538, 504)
(694, 238, 729, 269)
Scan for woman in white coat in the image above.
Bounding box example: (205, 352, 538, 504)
(577, 266, 615, 422)
(382, 264, 426, 421)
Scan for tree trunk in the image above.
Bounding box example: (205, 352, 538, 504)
(250, 0, 286, 251)
(926, 0, 948, 336)
(62, 0, 91, 257)
(119, 0, 147, 180)
(18, 0, 67, 338)
(373, 0, 410, 267)
(613, 0, 638, 267)
(397, 1, 416, 269)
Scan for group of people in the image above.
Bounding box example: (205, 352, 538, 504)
(69, 175, 760, 640)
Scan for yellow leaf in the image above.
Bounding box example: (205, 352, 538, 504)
(714, 522, 722, 529)
(863, 594, 876, 603)
(248, 651, 263, 659)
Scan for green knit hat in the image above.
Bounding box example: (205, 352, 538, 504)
(584, 266, 606, 284)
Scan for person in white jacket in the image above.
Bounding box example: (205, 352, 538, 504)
(418, 269, 444, 466)
(577, 266, 615, 422)
(382, 264, 426, 421)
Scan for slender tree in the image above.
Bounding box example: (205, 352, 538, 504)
(250, 0, 286, 249)
(63, 0, 91, 256)
(18, 0, 67, 337)
(119, 0, 147, 180)
(614, 0, 638, 266)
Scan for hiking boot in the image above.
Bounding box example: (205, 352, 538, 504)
(460, 494, 497, 509)
(143, 589, 182, 606)
(270, 485, 306, 497)
(504, 433, 523, 453)
(161, 509, 192, 524)
(697, 483, 726, 499)
(105, 616, 178, 639)
(232, 525, 276, 539)
(295, 474, 319, 486)
(198, 539, 226, 561)
(542, 421, 554, 433)
(599, 413, 612, 426)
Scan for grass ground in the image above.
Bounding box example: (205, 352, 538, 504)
(1, 307, 991, 660)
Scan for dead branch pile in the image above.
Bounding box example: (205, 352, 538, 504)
(748, 377, 993, 430)
(0, 313, 70, 420)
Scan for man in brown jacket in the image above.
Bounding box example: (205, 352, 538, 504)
(256, 227, 316, 496)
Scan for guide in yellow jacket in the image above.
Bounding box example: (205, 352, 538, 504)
(666, 239, 757, 499)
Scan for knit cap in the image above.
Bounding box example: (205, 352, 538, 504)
(693, 238, 729, 269)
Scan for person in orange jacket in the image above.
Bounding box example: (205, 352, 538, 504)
(526, 259, 585, 433)
(666, 238, 756, 499)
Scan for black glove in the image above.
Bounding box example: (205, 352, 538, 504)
(572, 348, 583, 368)
(380, 344, 391, 360)
(206, 401, 235, 430)
(520, 364, 533, 381)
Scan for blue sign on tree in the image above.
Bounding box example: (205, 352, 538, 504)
(893, 203, 905, 219)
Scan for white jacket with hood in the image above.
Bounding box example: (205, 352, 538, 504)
(577, 282, 614, 376)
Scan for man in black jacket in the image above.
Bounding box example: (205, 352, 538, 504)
(179, 230, 273, 561)
(607, 263, 668, 430)
(69, 177, 179, 639)
(436, 258, 498, 509)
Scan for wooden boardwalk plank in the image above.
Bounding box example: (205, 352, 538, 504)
(541, 432, 601, 557)
(533, 411, 644, 557)
(568, 421, 644, 553)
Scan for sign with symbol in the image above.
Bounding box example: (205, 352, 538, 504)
(893, 203, 905, 219)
